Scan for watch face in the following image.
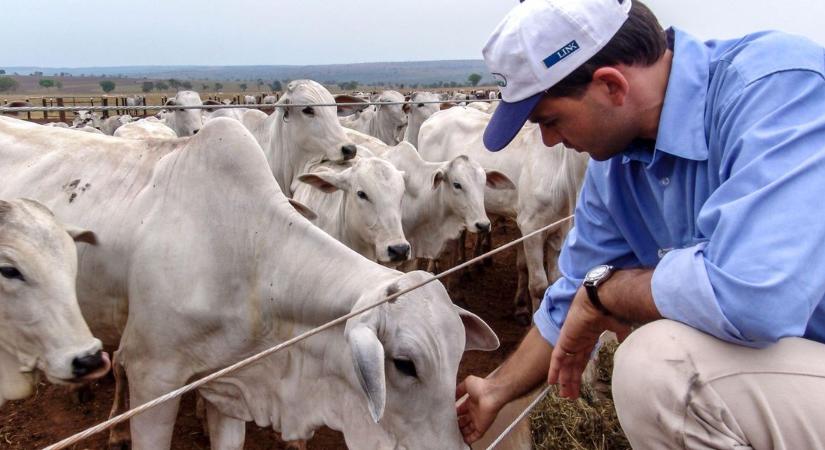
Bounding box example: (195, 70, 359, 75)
(586, 265, 611, 283)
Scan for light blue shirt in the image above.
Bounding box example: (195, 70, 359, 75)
(534, 28, 825, 348)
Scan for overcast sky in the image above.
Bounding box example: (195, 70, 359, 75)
(4, 0, 825, 67)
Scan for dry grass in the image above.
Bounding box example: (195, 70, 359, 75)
(530, 341, 630, 450)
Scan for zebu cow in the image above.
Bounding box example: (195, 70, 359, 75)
(339, 90, 409, 146)
(403, 91, 443, 148)
(295, 157, 410, 264)
(243, 95, 256, 105)
(99, 114, 133, 135)
(381, 142, 514, 264)
(113, 118, 177, 139)
(242, 80, 357, 196)
(162, 90, 203, 136)
(0, 116, 497, 450)
(72, 109, 101, 128)
(419, 107, 588, 323)
(0, 198, 110, 407)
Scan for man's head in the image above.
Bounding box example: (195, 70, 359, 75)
(482, 0, 667, 159)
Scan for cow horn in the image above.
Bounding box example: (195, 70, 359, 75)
(348, 324, 386, 423)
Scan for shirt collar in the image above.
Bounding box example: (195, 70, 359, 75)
(622, 28, 710, 166)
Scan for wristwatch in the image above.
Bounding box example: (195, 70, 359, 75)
(583, 265, 615, 315)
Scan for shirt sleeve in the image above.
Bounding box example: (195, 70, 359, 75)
(653, 69, 825, 347)
(534, 164, 641, 345)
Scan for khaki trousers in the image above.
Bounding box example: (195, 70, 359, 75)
(612, 320, 825, 450)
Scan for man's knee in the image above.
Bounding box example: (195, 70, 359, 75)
(612, 320, 702, 447)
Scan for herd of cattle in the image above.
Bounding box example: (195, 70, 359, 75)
(0, 79, 586, 449)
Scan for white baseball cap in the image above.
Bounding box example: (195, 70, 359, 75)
(482, 0, 632, 151)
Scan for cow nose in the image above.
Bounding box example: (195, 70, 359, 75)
(72, 350, 105, 378)
(475, 222, 491, 232)
(193, 129, 200, 135)
(387, 243, 411, 262)
(342, 144, 357, 160)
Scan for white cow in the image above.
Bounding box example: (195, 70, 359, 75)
(0, 116, 497, 450)
(0, 198, 110, 408)
(419, 107, 589, 322)
(242, 79, 358, 196)
(113, 118, 177, 139)
(45, 121, 70, 128)
(339, 90, 409, 146)
(295, 157, 410, 264)
(72, 109, 101, 128)
(243, 95, 256, 105)
(381, 141, 514, 264)
(100, 114, 133, 135)
(162, 90, 204, 136)
(403, 91, 443, 148)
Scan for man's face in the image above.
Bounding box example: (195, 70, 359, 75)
(528, 83, 637, 161)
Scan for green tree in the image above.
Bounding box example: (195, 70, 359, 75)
(0, 69, 5, 74)
(38, 79, 55, 90)
(468, 73, 482, 87)
(269, 80, 282, 92)
(168, 79, 181, 90)
(0, 76, 18, 92)
(239, 83, 248, 92)
(99, 80, 116, 93)
(214, 82, 224, 91)
(202, 84, 209, 91)
(142, 81, 154, 93)
(155, 81, 169, 91)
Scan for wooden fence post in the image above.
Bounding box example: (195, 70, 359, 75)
(40, 98, 47, 121)
(101, 97, 109, 118)
(57, 97, 66, 123)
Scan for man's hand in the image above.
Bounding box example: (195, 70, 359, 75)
(547, 286, 631, 399)
(455, 375, 503, 444)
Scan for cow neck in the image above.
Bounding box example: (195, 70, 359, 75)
(369, 109, 399, 146)
(0, 345, 33, 406)
(259, 204, 398, 326)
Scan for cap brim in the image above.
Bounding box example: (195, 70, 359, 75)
(483, 91, 543, 152)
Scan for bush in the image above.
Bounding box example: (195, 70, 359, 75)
(468, 73, 482, 87)
(142, 81, 154, 93)
(0, 76, 18, 92)
(38, 79, 55, 89)
(155, 81, 169, 91)
(100, 80, 116, 93)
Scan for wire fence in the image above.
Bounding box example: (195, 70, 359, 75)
(41, 214, 573, 450)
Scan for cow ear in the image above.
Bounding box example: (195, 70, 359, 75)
(348, 325, 386, 423)
(402, 102, 411, 114)
(454, 305, 499, 352)
(297, 170, 349, 193)
(287, 199, 318, 221)
(431, 168, 445, 190)
(164, 99, 176, 107)
(64, 224, 98, 246)
(485, 170, 516, 190)
(335, 95, 369, 117)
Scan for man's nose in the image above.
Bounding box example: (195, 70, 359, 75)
(540, 127, 563, 147)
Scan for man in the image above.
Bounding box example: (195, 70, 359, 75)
(457, 0, 825, 448)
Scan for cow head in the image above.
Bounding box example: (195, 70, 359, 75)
(344, 272, 498, 449)
(0, 199, 109, 406)
(298, 157, 410, 264)
(164, 90, 204, 136)
(432, 155, 515, 233)
(278, 80, 357, 162)
(375, 90, 409, 136)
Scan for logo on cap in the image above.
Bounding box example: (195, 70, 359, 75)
(491, 73, 507, 87)
(543, 40, 580, 69)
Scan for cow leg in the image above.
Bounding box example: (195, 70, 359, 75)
(127, 361, 187, 450)
(107, 351, 130, 450)
(513, 245, 531, 326)
(518, 215, 552, 315)
(457, 230, 468, 265)
(205, 400, 246, 450)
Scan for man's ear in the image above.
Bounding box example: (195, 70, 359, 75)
(592, 67, 629, 107)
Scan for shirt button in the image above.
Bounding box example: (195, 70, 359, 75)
(660, 177, 670, 186)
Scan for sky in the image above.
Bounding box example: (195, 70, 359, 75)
(3, 0, 825, 68)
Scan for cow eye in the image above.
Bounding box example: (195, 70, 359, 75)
(417, 103, 425, 108)
(302, 107, 315, 116)
(393, 358, 417, 378)
(452, 182, 462, 190)
(356, 190, 369, 201)
(0, 266, 25, 281)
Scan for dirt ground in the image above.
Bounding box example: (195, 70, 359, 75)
(0, 224, 530, 450)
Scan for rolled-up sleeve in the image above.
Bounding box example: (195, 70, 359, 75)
(652, 69, 825, 347)
(534, 166, 640, 345)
